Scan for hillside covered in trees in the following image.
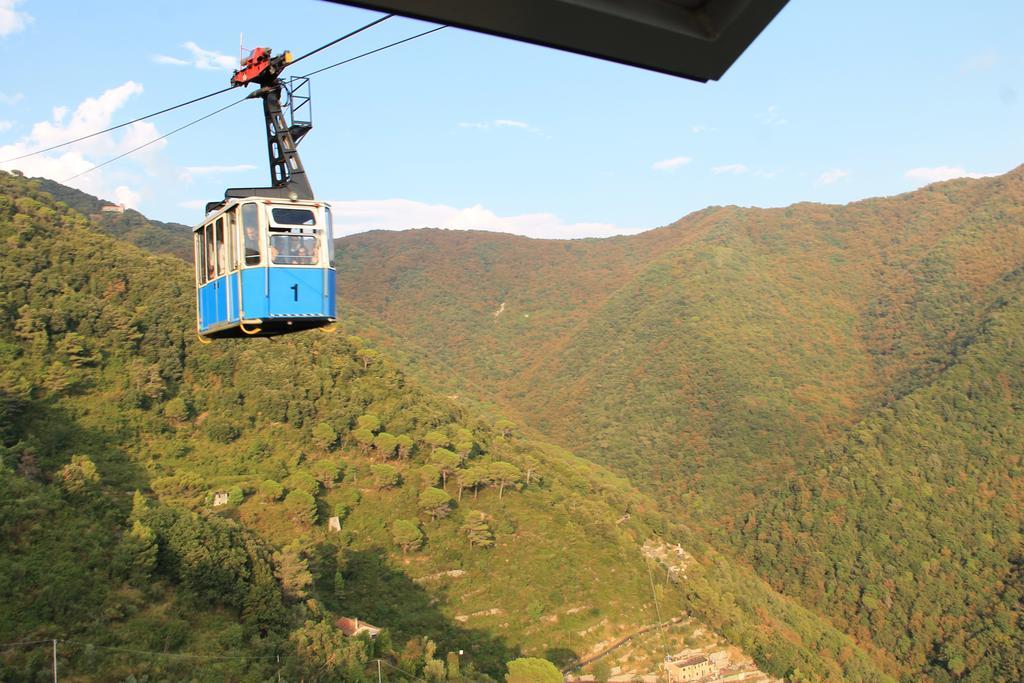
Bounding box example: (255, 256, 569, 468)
(0, 173, 896, 680)
(334, 166, 1024, 680)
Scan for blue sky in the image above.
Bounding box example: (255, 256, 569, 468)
(1, 0, 1022, 238)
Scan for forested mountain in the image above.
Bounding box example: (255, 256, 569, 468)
(334, 166, 1024, 680)
(0, 173, 892, 680)
(29, 175, 194, 260)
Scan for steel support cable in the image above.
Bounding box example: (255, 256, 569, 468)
(61, 639, 278, 660)
(300, 25, 446, 78)
(289, 13, 393, 66)
(1, 13, 393, 165)
(53, 22, 444, 183)
(0, 86, 236, 164)
(61, 95, 248, 183)
(0, 639, 55, 649)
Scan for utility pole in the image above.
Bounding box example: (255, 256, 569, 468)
(377, 658, 383, 682)
(52, 639, 57, 683)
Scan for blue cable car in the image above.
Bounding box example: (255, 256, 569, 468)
(193, 198, 336, 338)
(195, 46, 336, 339)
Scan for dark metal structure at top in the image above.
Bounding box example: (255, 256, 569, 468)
(326, 0, 789, 82)
(209, 47, 314, 214)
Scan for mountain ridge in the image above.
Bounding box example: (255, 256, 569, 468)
(332, 165, 1024, 679)
(0, 172, 892, 681)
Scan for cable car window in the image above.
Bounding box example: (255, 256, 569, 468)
(204, 224, 215, 280)
(242, 203, 261, 266)
(325, 207, 335, 267)
(270, 207, 316, 226)
(215, 218, 226, 277)
(227, 213, 238, 272)
(271, 234, 319, 265)
(195, 233, 206, 285)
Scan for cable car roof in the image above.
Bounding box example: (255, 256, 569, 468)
(326, 0, 789, 82)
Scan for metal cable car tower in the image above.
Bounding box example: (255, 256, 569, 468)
(207, 48, 314, 213)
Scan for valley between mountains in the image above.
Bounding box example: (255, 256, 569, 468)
(5, 167, 1021, 680)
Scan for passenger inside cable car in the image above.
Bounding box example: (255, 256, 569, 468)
(193, 198, 336, 339)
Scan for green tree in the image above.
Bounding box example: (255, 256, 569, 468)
(283, 490, 318, 525)
(163, 396, 191, 421)
(371, 463, 402, 489)
(259, 479, 284, 502)
(58, 454, 99, 494)
(494, 419, 516, 439)
(418, 487, 454, 521)
(592, 659, 611, 683)
(392, 519, 423, 555)
(312, 421, 338, 450)
(286, 470, 319, 496)
(457, 465, 490, 501)
(273, 543, 313, 602)
(417, 463, 441, 488)
(356, 413, 381, 432)
(430, 448, 461, 489)
(487, 461, 522, 499)
(461, 511, 495, 549)
(115, 520, 158, 583)
(356, 347, 379, 369)
(395, 434, 415, 459)
(423, 430, 449, 451)
(373, 431, 398, 460)
(227, 485, 244, 506)
(350, 427, 376, 454)
(311, 459, 342, 490)
(291, 618, 369, 676)
(129, 489, 149, 521)
(204, 417, 240, 443)
(505, 657, 561, 683)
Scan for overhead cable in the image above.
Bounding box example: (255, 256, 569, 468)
(300, 25, 447, 78)
(0, 87, 236, 164)
(0, 639, 55, 650)
(61, 639, 277, 660)
(1, 13, 394, 165)
(61, 95, 248, 183)
(42, 20, 445, 182)
(289, 13, 393, 65)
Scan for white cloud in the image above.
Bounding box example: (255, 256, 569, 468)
(113, 185, 142, 209)
(904, 166, 996, 183)
(756, 105, 787, 126)
(818, 168, 850, 185)
(0, 91, 22, 106)
(0, 81, 162, 200)
(458, 119, 542, 134)
(712, 163, 748, 175)
(959, 51, 997, 74)
(0, 0, 31, 38)
(154, 42, 236, 70)
(179, 163, 258, 182)
(0, 120, 12, 132)
(753, 168, 781, 179)
(326, 198, 638, 240)
(184, 163, 257, 175)
(690, 125, 706, 134)
(153, 54, 190, 66)
(652, 156, 692, 171)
